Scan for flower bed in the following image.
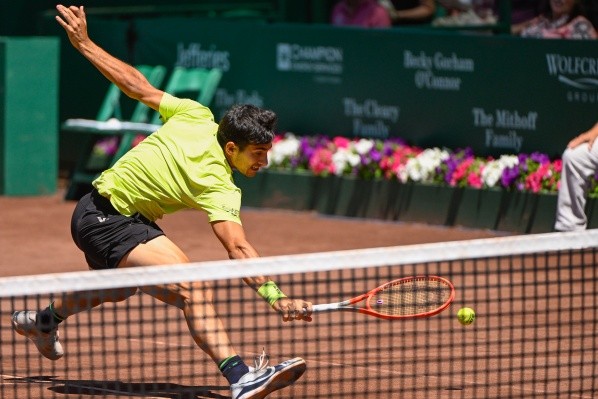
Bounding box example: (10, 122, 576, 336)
(268, 133, 568, 195)
(233, 132, 582, 233)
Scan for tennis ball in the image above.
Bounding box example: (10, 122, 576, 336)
(457, 307, 476, 326)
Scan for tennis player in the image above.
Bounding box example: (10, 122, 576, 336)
(12, 5, 311, 399)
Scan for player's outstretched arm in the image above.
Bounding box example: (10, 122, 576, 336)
(211, 220, 312, 322)
(55, 4, 163, 111)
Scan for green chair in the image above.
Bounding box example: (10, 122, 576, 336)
(149, 66, 223, 125)
(90, 66, 223, 175)
(62, 64, 167, 200)
(113, 67, 223, 169)
(93, 64, 167, 123)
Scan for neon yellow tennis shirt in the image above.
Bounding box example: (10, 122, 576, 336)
(93, 93, 242, 225)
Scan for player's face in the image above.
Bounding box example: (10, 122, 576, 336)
(226, 142, 272, 177)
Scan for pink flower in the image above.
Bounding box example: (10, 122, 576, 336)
(309, 148, 335, 176)
(450, 158, 474, 186)
(93, 136, 119, 156)
(132, 134, 146, 148)
(553, 159, 562, 173)
(333, 136, 351, 149)
(524, 163, 551, 193)
(380, 145, 420, 179)
(467, 171, 483, 188)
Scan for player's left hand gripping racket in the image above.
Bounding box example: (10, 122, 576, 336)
(310, 275, 455, 320)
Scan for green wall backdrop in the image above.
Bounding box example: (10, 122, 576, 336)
(100, 19, 598, 157)
(36, 15, 598, 165)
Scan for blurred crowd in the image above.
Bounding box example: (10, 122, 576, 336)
(330, 0, 598, 39)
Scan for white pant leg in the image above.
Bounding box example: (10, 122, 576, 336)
(555, 143, 598, 231)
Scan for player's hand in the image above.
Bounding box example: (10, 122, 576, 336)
(272, 297, 312, 322)
(55, 5, 90, 51)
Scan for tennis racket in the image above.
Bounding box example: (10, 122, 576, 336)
(310, 275, 454, 320)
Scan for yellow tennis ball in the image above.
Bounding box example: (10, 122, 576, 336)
(457, 307, 476, 326)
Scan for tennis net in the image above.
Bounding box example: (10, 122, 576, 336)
(1, 230, 597, 398)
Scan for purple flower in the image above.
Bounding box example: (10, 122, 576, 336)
(501, 166, 520, 188)
(530, 152, 549, 164)
(370, 149, 382, 162)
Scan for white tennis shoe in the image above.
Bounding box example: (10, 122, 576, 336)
(12, 310, 64, 361)
(231, 350, 306, 399)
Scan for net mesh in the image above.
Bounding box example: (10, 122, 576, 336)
(1, 230, 597, 399)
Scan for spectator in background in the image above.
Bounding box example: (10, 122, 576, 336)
(510, 0, 542, 35)
(331, 0, 392, 27)
(379, 0, 436, 25)
(433, 0, 497, 27)
(520, 0, 597, 38)
(555, 122, 598, 231)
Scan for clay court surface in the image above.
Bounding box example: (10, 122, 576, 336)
(3, 190, 595, 398)
(0, 190, 504, 277)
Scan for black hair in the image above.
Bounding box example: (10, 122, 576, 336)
(217, 104, 277, 150)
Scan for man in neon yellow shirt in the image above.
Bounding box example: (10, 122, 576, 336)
(12, 5, 311, 399)
(94, 92, 245, 225)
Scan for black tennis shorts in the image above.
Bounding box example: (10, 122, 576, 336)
(70, 190, 164, 270)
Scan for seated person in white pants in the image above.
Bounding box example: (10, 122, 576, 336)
(555, 121, 598, 231)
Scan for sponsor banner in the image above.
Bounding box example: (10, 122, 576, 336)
(545, 53, 598, 104)
(112, 19, 598, 156)
(276, 43, 343, 75)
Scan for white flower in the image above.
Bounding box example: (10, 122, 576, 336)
(332, 147, 360, 175)
(481, 155, 519, 187)
(406, 148, 449, 182)
(269, 133, 300, 166)
(397, 166, 409, 183)
(481, 161, 502, 187)
(354, 139, 374, 155)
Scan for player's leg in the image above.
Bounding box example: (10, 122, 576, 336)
(118, 234, 238, 363)
(11, 286, 137, 360)
(555, 144, 598, 231)
(12, 190, 145, 360)
(119, 236, 253, 386)
(122, 236, 306, 399)
(52, 286, 139, 316)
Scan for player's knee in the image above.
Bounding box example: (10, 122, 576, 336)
(107, 287, 138, 302)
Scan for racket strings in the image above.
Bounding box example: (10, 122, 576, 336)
(370, 279, 451, 316)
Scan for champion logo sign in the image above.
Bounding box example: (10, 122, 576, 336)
(97, 217, 108, 223)
(275, 43, 343, 75)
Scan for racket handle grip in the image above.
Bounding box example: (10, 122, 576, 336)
(310, 303, 340, 313)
